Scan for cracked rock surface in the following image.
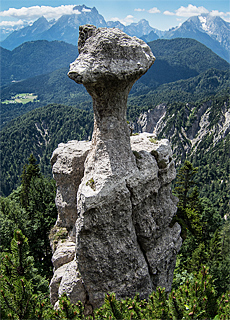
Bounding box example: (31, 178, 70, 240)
(49, 25, 181, 310)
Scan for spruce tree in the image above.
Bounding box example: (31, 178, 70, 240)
(173, 160, 203, 240)
(1, 154, 57, 279)
(20, 154, 41, 209)
(175, 160, 198, 209)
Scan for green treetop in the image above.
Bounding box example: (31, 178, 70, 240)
(20, 154, 41, 209)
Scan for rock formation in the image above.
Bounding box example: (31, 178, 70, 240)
(49, 25, 182, 312)
(134, 99, 230, 162)
(136, 104, 167, 134)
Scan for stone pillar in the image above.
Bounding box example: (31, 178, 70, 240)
(49, 25, 182, 312)
(68, 24, 155, 179)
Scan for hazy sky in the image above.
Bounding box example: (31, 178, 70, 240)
(1, 0, 230, 32)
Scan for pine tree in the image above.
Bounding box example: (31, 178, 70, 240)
(25, 175, 58, 278)
(1, 155, 57, 279)
(0, 230, 44, 319)
(207, 222, 230, 295)
(169, 266, 218, 319)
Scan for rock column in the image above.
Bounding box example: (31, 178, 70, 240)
(68, 24, 155, 180)
(49, 25, 182, 311)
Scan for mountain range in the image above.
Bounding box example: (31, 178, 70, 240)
(163, 14, 230, 63)
(1, 5, 229, 62)
(1, 38, 229, 128)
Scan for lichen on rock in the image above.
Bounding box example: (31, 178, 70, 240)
(49, 25, 182, 311)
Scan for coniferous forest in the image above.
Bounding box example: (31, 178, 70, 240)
(1, 37, 230, 319)
(1, 155, 229, 319)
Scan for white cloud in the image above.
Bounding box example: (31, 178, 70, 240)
(210, 10, 225, 17)
(223, 13, 230, 22)
(0, 19, 31, 36)
(163, 5, 230, 22)
(210, 10, 230, 22)
(148, 7, 160, 14)
(135, 7, 160, 14)
(164, 10, 174, 16)
(110, 15, 134, 26)
(164, 4, 209, 17)
(126, 15, 134, 20)
(134, 8, 145, 12)
(176, 4, 208, 17)
(0, 5, 77, 21)
(0, 19, 25, 27)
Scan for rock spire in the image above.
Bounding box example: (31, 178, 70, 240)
(49, 25, 182, 312)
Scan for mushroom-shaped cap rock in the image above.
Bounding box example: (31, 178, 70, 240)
(68, 25, 155, 85)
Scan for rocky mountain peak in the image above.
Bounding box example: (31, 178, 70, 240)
(34, 16, 48, 23)
(164, 13, 230, 62)
(125, 19, 154, 37)
(73, 5, 91, 12)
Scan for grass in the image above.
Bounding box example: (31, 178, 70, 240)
(2, 93, 39, 105)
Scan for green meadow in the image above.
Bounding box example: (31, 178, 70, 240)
(2, 93, 38, 104)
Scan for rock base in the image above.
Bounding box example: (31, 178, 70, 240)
(50, 133, 182, 309)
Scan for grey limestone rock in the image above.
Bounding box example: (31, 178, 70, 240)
(49, 25, 181, 311)
(57, 260, 87, 306)
(136, 104, 167, 134)
(50, 263, 69, 306)
(51, 240, 76, 270)
(51, 140, 91, 231)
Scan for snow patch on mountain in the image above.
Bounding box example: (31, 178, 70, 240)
(199, 16, 209, 32)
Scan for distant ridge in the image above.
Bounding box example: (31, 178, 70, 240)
(1, 40, 78, 86)
(0, 5, 154, 50)
(163, 14, 230, 62)
(1, 6, 229, 61)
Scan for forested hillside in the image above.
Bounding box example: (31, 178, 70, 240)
(142, 38, 229, 89)
(128, 69, 230, 110)
(131, 89, 230, 216)
(1, 91, 229, 219)
(0, 104, 93, 196)
(1, 40, 78, 86)
(0, 67, 91, 127)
